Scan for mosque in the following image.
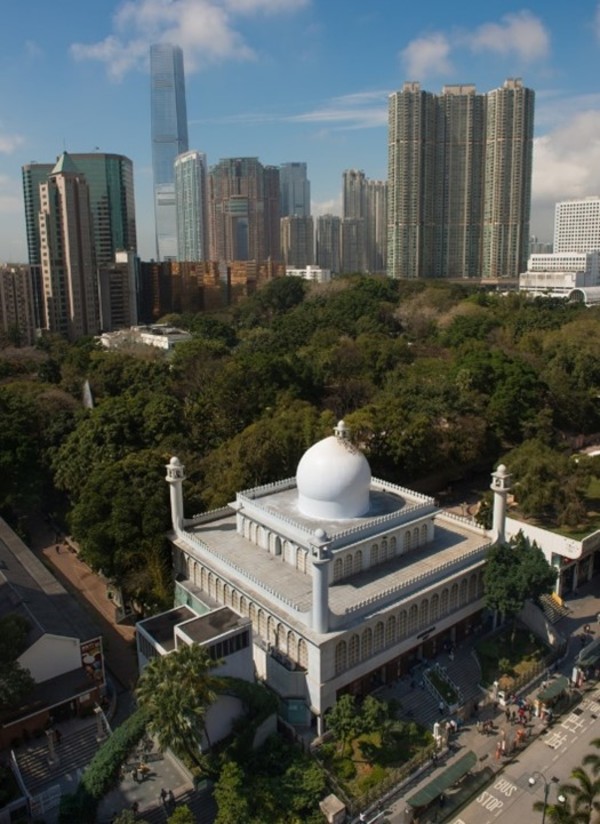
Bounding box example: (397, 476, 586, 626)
(164, 422, 511, 734)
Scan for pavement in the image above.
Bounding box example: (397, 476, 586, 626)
(372, 577, 600, 824)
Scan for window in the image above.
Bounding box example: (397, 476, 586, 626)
(349, 635, 360, 666)
(335, 641, 347, 675)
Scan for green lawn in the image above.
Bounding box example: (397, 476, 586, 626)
(476, 627, 549, 690)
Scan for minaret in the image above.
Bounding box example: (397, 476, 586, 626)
(310, 529, 331, 634)
(490, 464, 512, 544)
(165, 456, 185, 532)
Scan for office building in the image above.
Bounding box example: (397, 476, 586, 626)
(98, 250, 139, 331)
(387, 78, 534, 280)
(553, 197, 600, 253)
(281, 216, 314, 268)
(150, 44, 189, 261)
(174, 151, 209, 261)
(38, 153, 100, 340)
(279, 162, 311, 218)
(208, 158, 280, 263)
(316, 214, 341, 273)
(165, 422, 499, 732)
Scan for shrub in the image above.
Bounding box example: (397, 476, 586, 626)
(336, 758, 357, 780)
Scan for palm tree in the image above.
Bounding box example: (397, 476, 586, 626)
(583, 737, 600, 776)
(136, 642, 223, 766)
(557, 766, 600, 824)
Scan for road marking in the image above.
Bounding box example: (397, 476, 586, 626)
(476, 790, 504, 812)
(562, 714, 586, 733)
(544, 730, 567, 749)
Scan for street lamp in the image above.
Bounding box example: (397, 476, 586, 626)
(529, 771, 556, 824)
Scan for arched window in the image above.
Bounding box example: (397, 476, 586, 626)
(413, 527, 419, 547)
(460, 579, 468, 606)
(232, 590, 240, 613)
(274, 536, 282, 556)
(355, 550, 363, 572)
(276, 623, 286, 651)
(344, 554, 353, 578)
(430, 594, 439, 622)
(201, 566, 207, 592)
(361, 628, 373, 661)
(450, 584, 458, 611)
(297, 549, 308, 574)
(348, 635, 360, 667)
(419, 599, 429, 628)
(208, 573, 215, 599)
(298, 639, 308, 670)
(421, 523, 428, 543)
(333, 558, 343, 582)
(381, 538, 388, 562)
(258, 609, 266, 639)
(398, 611, 407, 639)
(239, 596, 247, 617)
(267, 615, 277, 646)
(408, 604, 418, 634)
(335, 642, 347, 675)
(468, 574, 477, 601)
(287, 630, 296, 660)
(478, 571, 485, 597)
(404, 532, 411, 552)
(216, 578, 223, 602)
(371, 544, 379, 566)
(248, 602, 256, 624)
(440, 589, 449, 615)
(390, 536, 397, 555)
(374, 622, 384, 652)
(385, 615, 396, 646)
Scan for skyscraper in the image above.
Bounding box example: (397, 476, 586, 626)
(387, 78, 534, 280)
(279, 162, 311, 217)
(281, 216, 314, 267)
(208, 158, 280, 262)
(342, 169, 366, 220)
(316, 214, 341, 272)
(150, 44, 189, 261)
(38, 153, 99, 340)
(366, 180, 387, 273)
(174, 150, 209, 261)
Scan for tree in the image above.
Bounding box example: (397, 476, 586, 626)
(214, 760, 251, 824)
(326, 694, 362, 757)
(484, 532, 555, 640)
(136, 643, 223, 767)
(0, 660, 35, 712)
(168, 806, 195, 824)
(557, 766, 600, 823)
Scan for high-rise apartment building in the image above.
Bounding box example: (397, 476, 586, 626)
(387, 78, 534, 280)
(343, 169, 366, 220)
(38, 153, 99, 340)
(316, 214, 341, 272)
(174, 151, 209, 261)
(281, 216, 314, 267)
(0, 265, 36, 345)
(553, 197, 600, 253)
(150, 44, 189, 261)
(208, 158, 280, 262)
(279, 162, 311, 217)
(366, 180, 387, 273)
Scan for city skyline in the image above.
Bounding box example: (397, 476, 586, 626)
(1, 1, 600, 262)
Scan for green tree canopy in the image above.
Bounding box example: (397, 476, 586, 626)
(484, 532, 555, 639)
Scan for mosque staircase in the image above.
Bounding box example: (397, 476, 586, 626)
(538, 593, 570, 624)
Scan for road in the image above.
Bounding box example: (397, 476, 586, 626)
(443, 685, 600, 823)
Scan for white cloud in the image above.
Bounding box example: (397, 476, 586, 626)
(531, 109, 600, 238)
(400, 12, 550, 81)
(468, 11, 550, 61)
(0, 131, 25, 154)
(71, 0, 308, 80)
(312, 196, 341, 217)
(400, 33, 453, 80)
(288, 90, 388, 130)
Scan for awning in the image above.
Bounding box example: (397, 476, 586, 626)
(578, 639, 600, 668)
(406, 751, 477, 809)
(538, 675, 569, 703)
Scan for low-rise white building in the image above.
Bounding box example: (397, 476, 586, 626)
(519, 252, 600, 297)
(286, 265, 331, 283)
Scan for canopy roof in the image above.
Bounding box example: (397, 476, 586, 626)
(406, 750, 477, 809)
(538, 675, 570, 703)
(578, 638, 600, 668)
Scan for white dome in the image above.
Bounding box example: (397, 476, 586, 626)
(296, 425, 371, 519)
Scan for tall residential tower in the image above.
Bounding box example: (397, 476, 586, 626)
(174, 150, 209, 261)
(387, 78, 534, 280)
(150, 44, 189, 261)
(279, 162, 311, 218)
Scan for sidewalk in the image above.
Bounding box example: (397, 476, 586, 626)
(382, 578, 600, 822)
(26, 515, 139, 690)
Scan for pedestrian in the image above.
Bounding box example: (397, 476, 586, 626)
(504, 707, 510, 722)
(132, 801, 139, 814)
(495, 742, 501, 760)
(439, 700, 445, 715)
(359, 814, 367, 823)
(160, 788, 167, 805)
(167, 790, 175, 807)
(55, 544, 60, 554)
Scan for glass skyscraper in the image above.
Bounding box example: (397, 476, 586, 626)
(150, 43, 189, 261)
(174, 150, 208, 261)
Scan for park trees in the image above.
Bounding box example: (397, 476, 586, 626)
(484, 532, 556, 640)
(136, 643, 223, 766)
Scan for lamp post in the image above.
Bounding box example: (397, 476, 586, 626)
(529, 771, 552, 824)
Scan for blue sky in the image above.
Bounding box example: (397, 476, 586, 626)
(2, 0, 600, 262)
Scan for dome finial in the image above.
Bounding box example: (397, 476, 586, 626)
(334, 420, 350, 440)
